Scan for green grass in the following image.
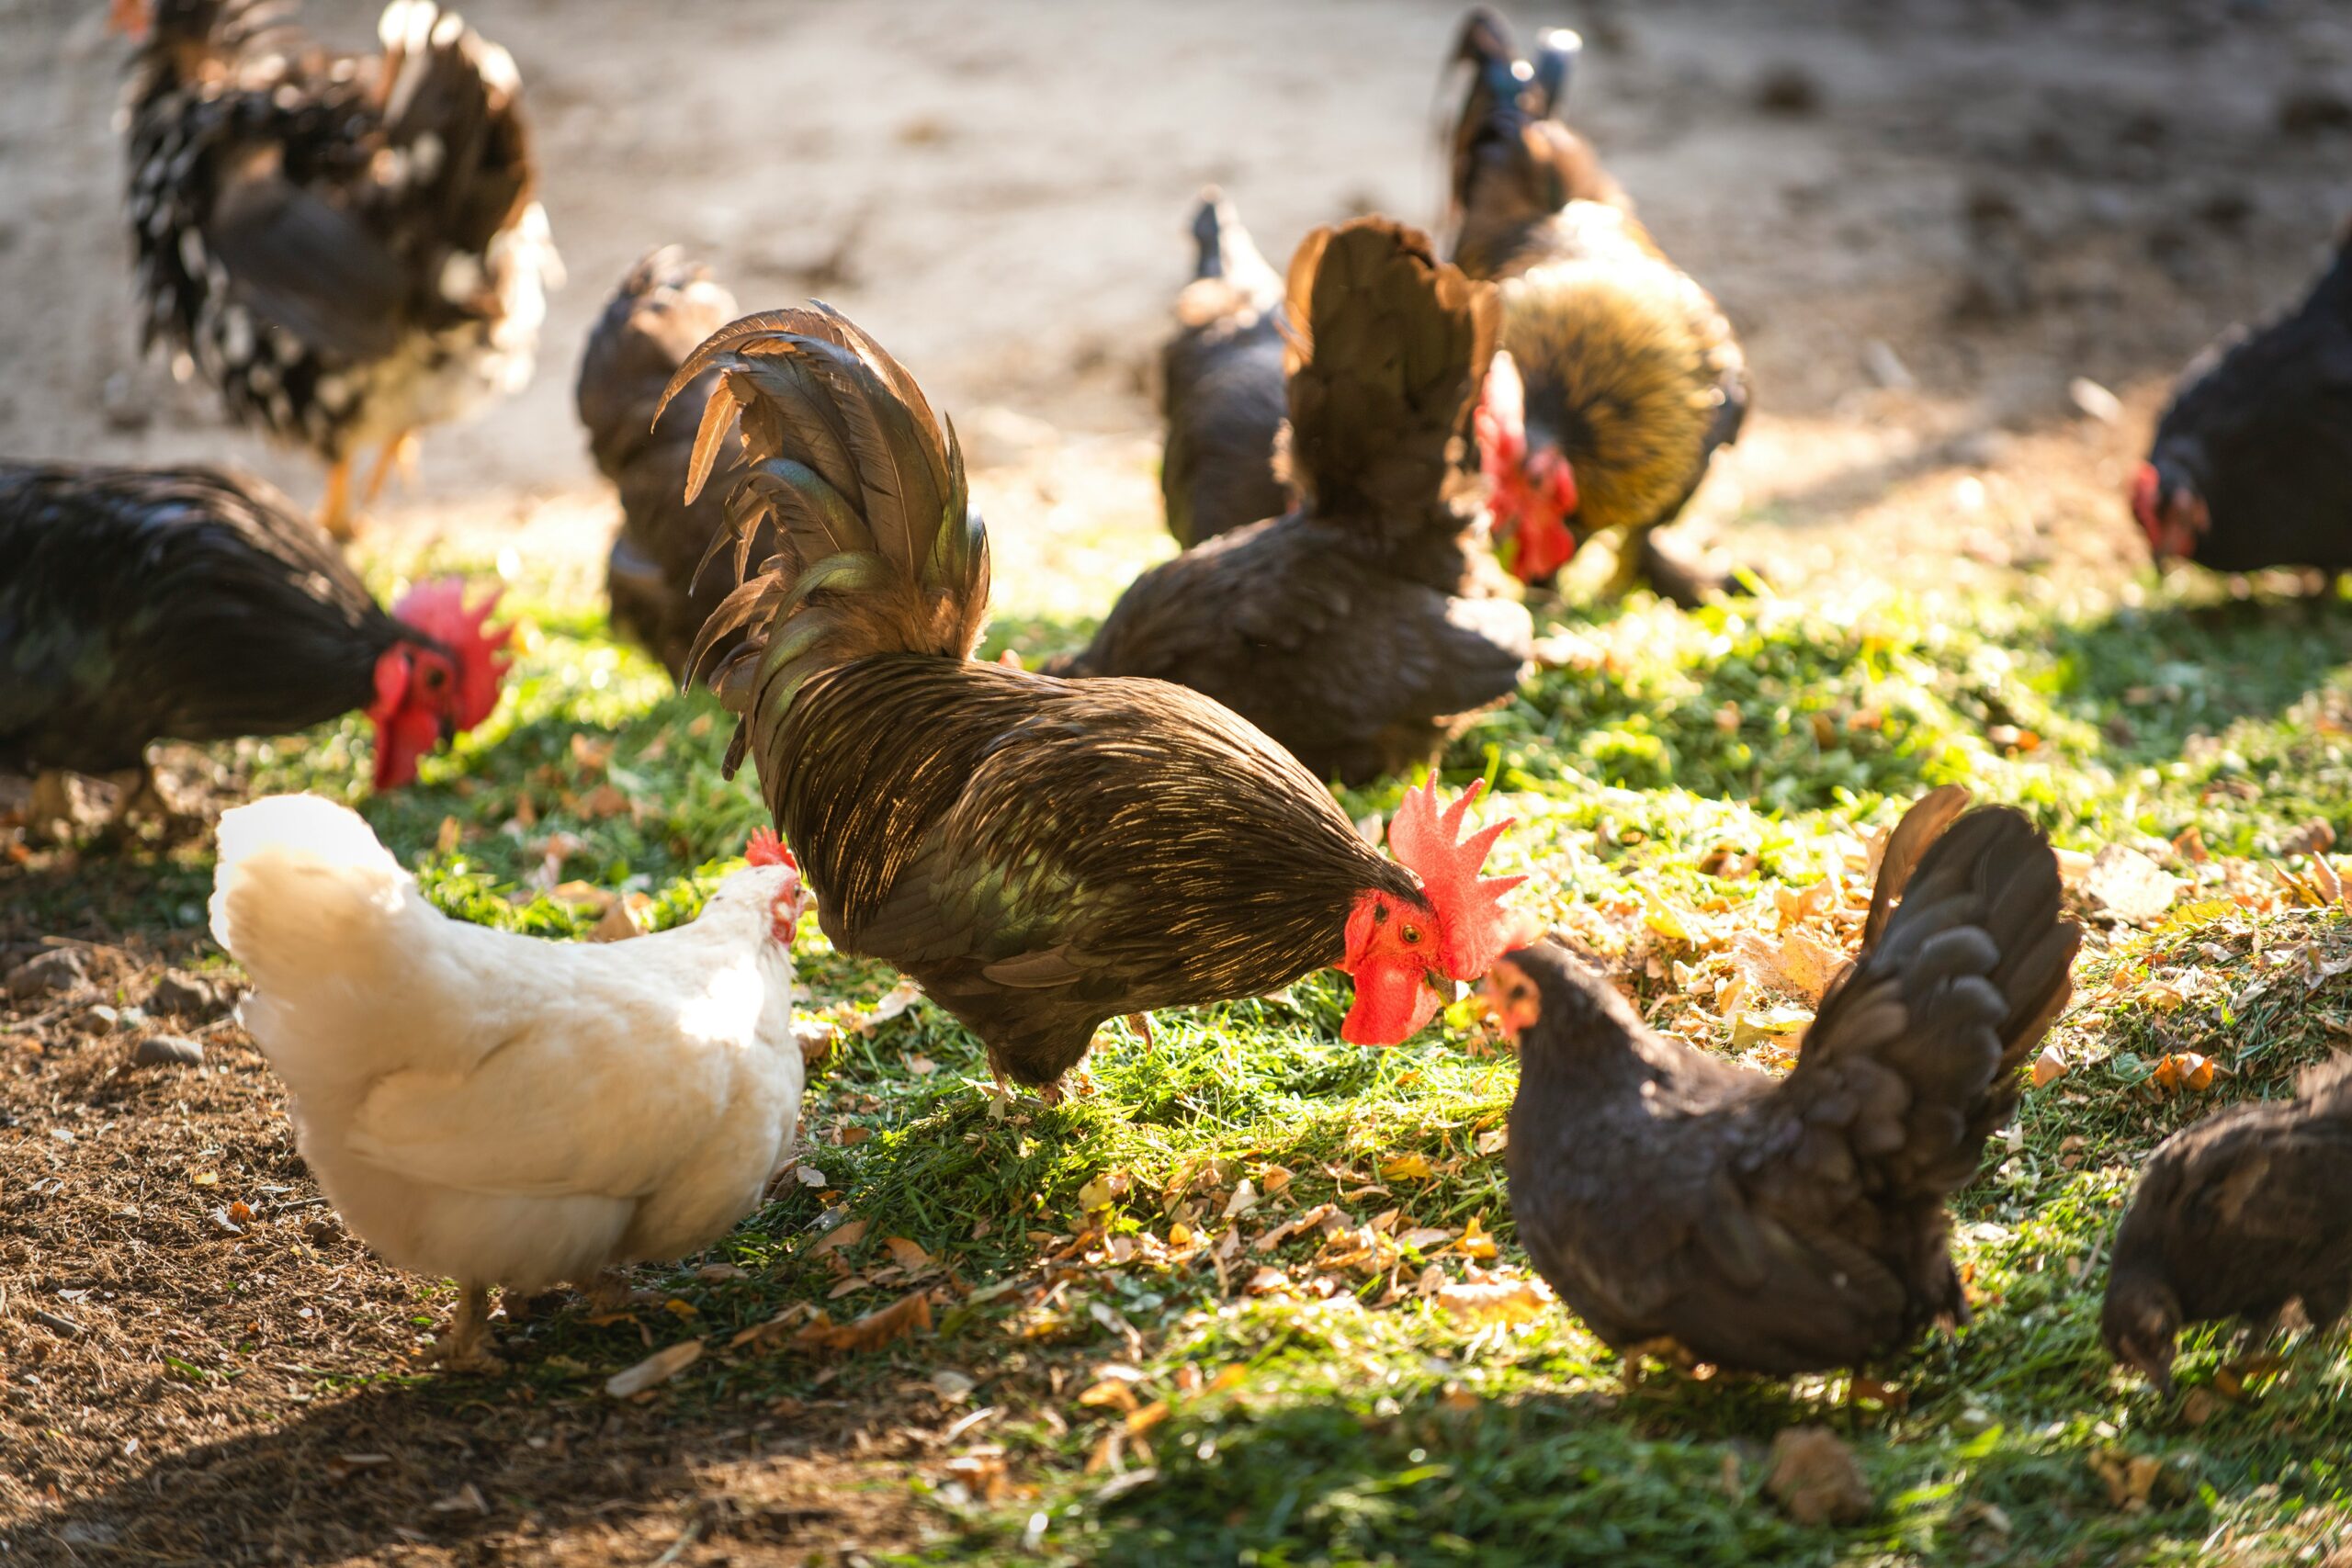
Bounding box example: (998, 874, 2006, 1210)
(49, 539, 2352, 1566)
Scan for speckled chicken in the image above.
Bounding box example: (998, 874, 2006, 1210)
(114, 0, 560, 536)
(1492, 789, 2080, 1376)
(576, 247, 753, 679)
(1447, 10, 1747, 604)
(2133, 227, 2352, 574)
(2104, 1055, 2352, 1392)
(1054, 218, 1533, 787)
(1159, 190, 1292, 548)
(0, 462, 507, 833)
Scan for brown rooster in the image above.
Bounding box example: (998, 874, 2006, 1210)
(1159, 189, 1292, 548)
(1447, 10, 1747, 604)
(1054, 218, 1533, 787)
(666, 306, 1528, 1095)
(113, 0, 560, 536)
(576, 247, 753, 680)
(1492, 788, 2079, 1375)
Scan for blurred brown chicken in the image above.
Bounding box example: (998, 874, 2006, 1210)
(1052, 218, 1532, 786)
(1159, 190, 1293, 549)
(2104, 1055, 2352, 1392)
(576, 247, 754, 680)
(114, 0, 560, 536)
(1495, 788, 2079, 1376)
(1446, 9, 1747, 604)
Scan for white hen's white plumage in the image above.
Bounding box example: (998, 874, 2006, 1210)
(209, 794, 806, 1326)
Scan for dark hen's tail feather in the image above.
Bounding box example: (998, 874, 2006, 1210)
(1280, 220, 1498, 522)
(661, 306, 989, 772)
(1808, 795, 2080, 1203)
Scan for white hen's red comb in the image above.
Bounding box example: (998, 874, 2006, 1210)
(745, 828, 798, 871)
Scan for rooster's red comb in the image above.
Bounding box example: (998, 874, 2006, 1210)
(745, 827, 798, 872)
(1387, 779, 1528, 981)
(389, 579, 514, 732)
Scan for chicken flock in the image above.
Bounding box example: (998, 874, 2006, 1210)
(2, 0, 2348, 1434)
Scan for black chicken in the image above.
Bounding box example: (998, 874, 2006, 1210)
(114, 0, 560, 536)
(1159, 190, 1292, 549)
(1053, 218, 1533, 787)
(2133, 228, 2352, 573)
(2103, 1056, 2352, 1392)
(576, 247, 752, 680)
(1491, 788, 2080, 1375)
(0, 463, 507, 831)
(668, 306, 1529, 1094)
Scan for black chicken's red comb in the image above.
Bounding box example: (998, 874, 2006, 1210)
(745, 828, 797, 871)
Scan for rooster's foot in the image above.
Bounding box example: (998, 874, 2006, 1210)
(432, 1284, 504, 1374)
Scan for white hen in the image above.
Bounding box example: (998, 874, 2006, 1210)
(209, 793, 808, 1371)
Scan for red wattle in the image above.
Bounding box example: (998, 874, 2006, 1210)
(1341, 962, 1444, 1046)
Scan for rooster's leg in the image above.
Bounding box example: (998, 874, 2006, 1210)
(1124, 1013, 1154, 1046)
(363, 431, 421, 506)
(319, 456, 354, 541)
(432, 1283, 503, 1373)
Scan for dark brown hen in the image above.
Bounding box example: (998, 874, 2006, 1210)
(2103, 1057, 2352, 1392)
(1159, 191, 1292, 549)
(666, 305, 1528, 1094)
(1052, 218, 1532, 786)
(576, 247, 750, 679)
(1494, 788, 2079, 1375)
(2132, 228, 2352, 572)
(115, 0, 560, 536)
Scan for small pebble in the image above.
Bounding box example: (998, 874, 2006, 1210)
(150, 971, 232, 1020)
(6, 948, 87, 1002)
(134, 1034, 205, 1068)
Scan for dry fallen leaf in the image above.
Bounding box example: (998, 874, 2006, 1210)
(883, 1235, 933, 1270)
(1079, 1380, 1141, 1413)
(1434, 1276, 1552, 1325)
(810, 1218, 868, 1258)
(587, 892, 652, 943)
(1221, 1179, 1261, 1221)
(1459, 1214, 1499, 1261)
(605, 1337, 703, 1397)
(1475, 1126, 1509, 1156)
(2152, 1053, 2217, 1094)
(858, 980, 925, 1034)
(1398, 1226, 1456, 1252)
(2031, 1043, 2069, 1088)
(2089, 1450, 2163, 1511)
(1381, 1153, 1435, 1182)
(2084, 846, 2181, 926)
(435, 815, 463, 856)
(1763, 1427, 1871, 1525)
(791, 1289, 934, 1354)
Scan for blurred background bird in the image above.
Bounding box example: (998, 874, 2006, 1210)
(2132, 224, 2352, 577)
(1159, 189, 1292, 549)
(671, 304, 1528, 1096)
(2103, 1055, 2352, 1393)
(576, 245, 756, 680)
(210, 798, 810, 1371)
(112, 0, 561, 536)
(1445, 8, 1747, 604)
(0, 462, 508, 838)
(1056, 217, 1532, 786)
(1493, 788, 2079, 1376)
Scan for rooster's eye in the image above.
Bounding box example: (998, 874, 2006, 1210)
(423, 668, 447, 689)
(1402, 925, 1421, 944)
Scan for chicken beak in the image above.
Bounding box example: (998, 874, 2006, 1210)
(1478, 962, 1540, 1043)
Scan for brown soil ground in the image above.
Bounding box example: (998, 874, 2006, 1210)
(7, 0, 2352, 1562)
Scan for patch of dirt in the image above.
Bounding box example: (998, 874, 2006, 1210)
(0, 968, 942, 1563)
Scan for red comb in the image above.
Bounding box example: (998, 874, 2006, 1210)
(390, 579, 514, 732)
(745, 827, 797, 871)
(1386, 779, 1527, 981)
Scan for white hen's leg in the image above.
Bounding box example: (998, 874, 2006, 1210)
(432, 1283, 502, 1373)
